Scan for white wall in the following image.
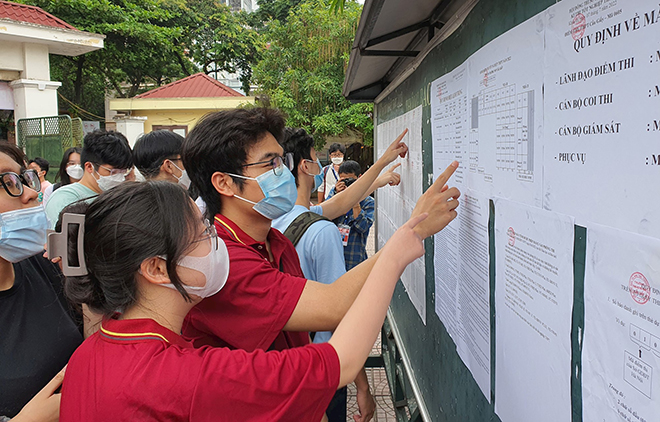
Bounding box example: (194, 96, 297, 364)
(114, 117, 146, 147)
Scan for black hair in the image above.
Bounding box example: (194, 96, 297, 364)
(55, 147, 82, 184)
(64, 181, 199, 316)
(328, 143, 346, 155)
(28, 157, 49, 174)
(80, 130, 133, 170)
(133, 130, 184, 178)
(182, 108, 285, 217)
(338, 160, 361, 177)
(280, 127, 314, 184)
(0, 141, 27, 169)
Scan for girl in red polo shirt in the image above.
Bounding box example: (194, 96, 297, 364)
(57, 181, 430, 421)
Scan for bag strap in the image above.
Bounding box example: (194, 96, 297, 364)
(283, 211, 330, 247)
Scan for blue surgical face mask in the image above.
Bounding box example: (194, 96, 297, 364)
(303, 159, 324, 191)
(227, 165, 298, 220)
(0, 206, 48, 263)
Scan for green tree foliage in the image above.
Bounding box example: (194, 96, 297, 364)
(251, 0, 303, 24)
(188, 0, 262, 94)
(328, 0, 346, 14)
(253, 0, 373, 148)
(17, 0, 261, 115)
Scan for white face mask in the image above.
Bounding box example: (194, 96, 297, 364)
(66, 164, 84, 180)
(94, 170, 126, 191)
(331, 156, 344, 165)
(171, 162, 191, 190)
(162, 237, 229, 298)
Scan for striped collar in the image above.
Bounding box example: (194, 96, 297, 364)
(214, 215, 248, 245)
(99, 318, 192, 348)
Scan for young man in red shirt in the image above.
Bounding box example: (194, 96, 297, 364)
(181, 108, 459, 411)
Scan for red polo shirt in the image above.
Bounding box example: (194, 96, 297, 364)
(60, 318, 340, 421)
(182, 214, 310, 351)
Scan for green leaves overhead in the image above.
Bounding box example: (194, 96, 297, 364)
(14, 0, 372, 145)
(253, 0, 373, 149)
(17, 0, 262, 115)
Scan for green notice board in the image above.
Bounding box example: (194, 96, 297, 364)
(373, 0, 589, 420)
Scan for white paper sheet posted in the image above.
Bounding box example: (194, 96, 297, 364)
(582, 223, 660, 422)
(455, 189, 491, 401)
(544, 0, 660, 237)
(467, 15, 544, 207)
(494, 198, 574, 422)
(376, 105, 426, 324)
(432, 62, 469, 343)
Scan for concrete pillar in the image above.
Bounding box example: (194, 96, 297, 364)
(22, 44, 50, 80)
(114, 116, 147, 147)
(9, 79, 61, 122)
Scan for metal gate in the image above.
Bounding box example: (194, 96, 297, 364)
(16, 115, 84, 181)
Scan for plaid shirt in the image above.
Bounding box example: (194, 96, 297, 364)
(328, 188, 375, 270)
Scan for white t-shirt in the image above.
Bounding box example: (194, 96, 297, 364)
(319, 165, 340, 200)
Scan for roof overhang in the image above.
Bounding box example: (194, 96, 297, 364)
(343, 0, 478, 103)
(109, 96, 256, 112)
(0, 18, 104, 56)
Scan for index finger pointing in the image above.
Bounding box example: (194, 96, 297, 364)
(432, 161, 458, 190)
(391, 128, 408, 145)
(389, 163, 402, 172)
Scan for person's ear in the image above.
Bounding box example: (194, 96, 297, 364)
(297, 158, 307, 174)
(160, 159, 175, 177)
(139, 257, 170, 286)
(84, 162, 95, 173)
(211, 172, 239, 197)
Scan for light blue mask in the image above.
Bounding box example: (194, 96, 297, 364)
(228, 165, 298, 220)
(302, 159, 324, 191)
(313, 160, 324, 191)
(0, 206, 48, 263)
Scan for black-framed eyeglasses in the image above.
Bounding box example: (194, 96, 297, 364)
(0, 169, 41, 197)
(241, 153, 294, 177)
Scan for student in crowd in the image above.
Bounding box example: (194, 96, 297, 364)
(327, 160, 374, 271)
(42, 147, 82, 204)
(27, 157, 52, 195)
(45, 130, 133, 228)
(318, 142, 345, 203)
(180, 108, 459, 360)
(273, 129, 379, 422)
(56, 180, 430, 421)
(0, 142, 83, 421)
(133, 130, 190, 189)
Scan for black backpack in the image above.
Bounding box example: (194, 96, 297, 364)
(282, 211, 330, 247)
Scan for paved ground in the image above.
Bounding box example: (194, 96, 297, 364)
(345, 230, 397, 422)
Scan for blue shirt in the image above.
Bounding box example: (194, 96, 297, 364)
(44, 183, 97, 229)
(328, 188, 375, 271)
(272, 205, 346, 344)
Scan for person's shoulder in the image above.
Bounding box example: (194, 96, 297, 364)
(305, 218, 340, 243)
(48, 183, 89, 201)
(15, 255, 62, 290)
(271, 205, 308, 233)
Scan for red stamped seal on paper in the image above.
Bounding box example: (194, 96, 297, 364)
(507, 227, 515, 246)
(483, 70, 489, 87)
(629, 272, 651, 305)
(572, 13, 586, 40)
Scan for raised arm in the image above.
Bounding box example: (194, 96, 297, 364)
(329, 213, 428, 387)
(319, 129, 408, 220)
(284, 161, 460, 333)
